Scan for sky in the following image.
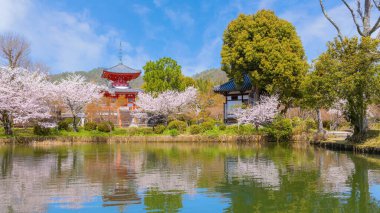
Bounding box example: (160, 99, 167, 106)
(0, 0, 361, 75)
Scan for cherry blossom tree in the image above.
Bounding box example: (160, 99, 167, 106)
(0, 66, 53, 135)
(55, 74, 103, 132)
(231, 96, 279, 129)
(327, 100, 346, 130)
(135, 87, 198, 125)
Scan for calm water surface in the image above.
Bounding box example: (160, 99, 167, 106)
(0, 142, 380, 212)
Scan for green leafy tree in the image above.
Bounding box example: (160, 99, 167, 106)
(301, 63, 339, 133)
(221, 10, 308, 111)
(315, 37, 380, 138)
(143, 57, 188, 93)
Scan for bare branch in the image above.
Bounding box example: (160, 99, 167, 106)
(0, 32, 30, 68)
(341, 0, 365, 36)
(369, 17, 380, 34)
(373, 0, 380, 10)
(357, 0, 364, 20)
(319, 0, 344, 41)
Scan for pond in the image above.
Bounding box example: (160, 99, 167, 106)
(0, 142, 380, 212)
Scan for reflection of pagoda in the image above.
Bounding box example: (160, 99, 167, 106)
(102, 62, 142, 111)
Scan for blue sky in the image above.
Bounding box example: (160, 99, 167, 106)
(0, 0, 359, 75)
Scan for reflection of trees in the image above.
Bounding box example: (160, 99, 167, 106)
(144, 188, 183, 213)
(0, 143, 380, 212)
(217, 148, 380, 212)
(344, 155, 380, 213)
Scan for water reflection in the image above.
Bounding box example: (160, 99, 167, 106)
(0, 143, 379, 212)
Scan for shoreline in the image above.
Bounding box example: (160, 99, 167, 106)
(311, 140, 380, 155)
(0, 135, 265, 144)
(0, 134, 311, 145)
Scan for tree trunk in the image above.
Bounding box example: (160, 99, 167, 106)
(73, 116, 78, 132)
(1, 111, 13, 135)
(249, 85, 260, 105)
(316, 109, 324, 133)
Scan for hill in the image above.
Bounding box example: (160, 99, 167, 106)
(49, 68, 228, 88)
(49, 67, 144, 88)
(192, 68, 228, 85)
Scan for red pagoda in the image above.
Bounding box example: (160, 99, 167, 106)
(102, 62, 142, 110)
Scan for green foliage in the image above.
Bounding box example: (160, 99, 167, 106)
(200, 121, 215, 131)
(33, 125, 51, 136)
(292, 117, 316, 134)
(218, 124, 227, 131)
(169, 129, 180, 137)
(154, 125, 166, 134)
(226, 124, 257, 135)
(264, 117, 293, 142)
(189, 125, 203, 135)
(127, 127, 154, 135)
(314, 37, 380, 137)
(84, 122, 97, 131)
(167, 120, 187, 133)
(97, 121, 114, 132)
(323, 120, 333, 130)
(221, 10, 308, 107)
(143, 57, 188, 93)
(58, 118, 72, 131)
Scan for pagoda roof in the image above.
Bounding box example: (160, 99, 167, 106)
(104, 63, 141, 74)
(213, 74, 252, 93)
(107, 87, 143, 94)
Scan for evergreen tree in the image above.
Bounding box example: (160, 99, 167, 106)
(143, 57, 188, 93)
(221, 10, 308, 111)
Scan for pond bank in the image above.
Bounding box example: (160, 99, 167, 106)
(0, 135, 264, 144)
(311, 140, 380, 154)
(0, 134, 310, 144)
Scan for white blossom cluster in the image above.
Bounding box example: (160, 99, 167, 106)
(135, 87, 198, 117)
(0, 67, 102, 130)
(0, 66, 53, 124)
(55, 74, 103, 119)
(231, 95, 279, 127)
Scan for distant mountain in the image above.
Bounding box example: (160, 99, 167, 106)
(192, 68, 228, 85)
(49, 67, 144, 88)
(49, 67, 228, 88)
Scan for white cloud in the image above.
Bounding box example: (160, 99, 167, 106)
(280, 2, 358, 60)
(182, 37, 222, 75)
(257, 0, 276, 10)
(132, 4, 151, 16)
(164, 9, 194, 29)
(0, 0, 150, 73)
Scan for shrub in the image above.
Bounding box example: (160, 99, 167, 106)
(33, 125, 51, 136)
(167, 120, 187, 133)
(305, 118, 317, 130)
(323, 120, 332, 130)
(58, 118, 72, 131)
(263, 116, 293, 142)
(291, 117, 302, 127)
(218, 124, 227, 131)
(98, 121, 114, 132)
(225, 124, 256, 135)
(189, 125, 203, 135)
(169, 129, 179, 136)
(84, 122, 97, 131)
(127, 127, 154, 135)
(201, 121, 214, 131)
(154, 125, 166, 134)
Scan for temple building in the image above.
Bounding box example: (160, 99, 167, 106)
(213, 74, 253, 123)
(98, 62, 142, 127)
(102, 63, 142, 110)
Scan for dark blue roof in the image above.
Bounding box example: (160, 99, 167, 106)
(105, 63, 141, 74)
(213, 74, 252, 93)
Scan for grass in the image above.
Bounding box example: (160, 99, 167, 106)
(0, 124, 263, 139)
(322, 123, 380, 149)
